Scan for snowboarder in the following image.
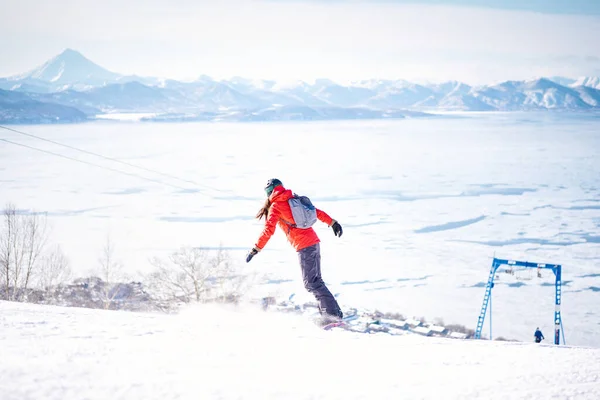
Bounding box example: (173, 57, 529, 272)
(246, 178, 344, 323)
(534, 327, 545, 343)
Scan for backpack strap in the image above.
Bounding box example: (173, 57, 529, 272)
(278, 194, 299, 233)
(279, 217, 296, 233)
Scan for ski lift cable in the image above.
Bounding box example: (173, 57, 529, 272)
(0, 124, 230, 194)
(1, 137, 191, 192)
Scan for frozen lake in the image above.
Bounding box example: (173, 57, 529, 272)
(1, 112, 599, 347)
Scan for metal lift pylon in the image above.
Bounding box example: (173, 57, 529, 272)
(474, 257, 563, 345)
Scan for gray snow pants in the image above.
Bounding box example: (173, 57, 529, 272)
(297, 243, 342, 318)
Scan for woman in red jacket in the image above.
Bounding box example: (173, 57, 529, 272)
(246, 178, 344, 322)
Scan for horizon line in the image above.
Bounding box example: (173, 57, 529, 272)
(1, 47, 598, 88)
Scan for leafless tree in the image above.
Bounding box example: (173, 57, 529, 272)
(22, 209, 48, 291)
(0, 203, 48, 300)
(148, 256, 192, 302)
(37, 245, 72, 290)
(97, 234, 125, 309)
(0, 205, 16, 299)
(148, 245, 252, 304)
(208, 246, 254, 303)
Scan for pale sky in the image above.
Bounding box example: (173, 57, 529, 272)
(1, 0, 600, 85)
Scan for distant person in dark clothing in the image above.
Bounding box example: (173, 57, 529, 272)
(534, 327, 545, 343)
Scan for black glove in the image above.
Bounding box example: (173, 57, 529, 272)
(331, 221, 343, 237)
(246, 247, 259, 263)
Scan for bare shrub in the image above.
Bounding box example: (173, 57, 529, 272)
(147, 245, 252, 304)
(374, 311, 406, 321)
(445, 323, 476, 338)
(37, 245, 72, 290)
(96, 234, 126, 309)
(495, 336, 519, 342)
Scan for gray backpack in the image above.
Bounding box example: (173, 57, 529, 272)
(286, 194, 317, 229)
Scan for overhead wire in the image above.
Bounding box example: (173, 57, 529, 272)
(0, 137, 192, 192)
(0, 124, 231, 194)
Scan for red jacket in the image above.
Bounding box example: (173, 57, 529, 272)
(255, 185, 334, 252)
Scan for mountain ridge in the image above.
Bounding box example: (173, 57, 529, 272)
(1, 49, 600, 123)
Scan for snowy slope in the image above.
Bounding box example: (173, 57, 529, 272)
(1, 301, 599, 400)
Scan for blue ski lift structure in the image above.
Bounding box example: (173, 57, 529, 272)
(475, 258, 564, 345)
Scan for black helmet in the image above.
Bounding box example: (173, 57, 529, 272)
(264, 178, 283, 196)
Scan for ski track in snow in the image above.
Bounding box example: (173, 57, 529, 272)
(1, 301, 600, 400)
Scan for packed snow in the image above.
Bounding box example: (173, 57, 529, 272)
(1, 301, 599, 400)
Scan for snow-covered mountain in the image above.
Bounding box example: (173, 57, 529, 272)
(306, 79, 377, 107)
(2, 50, 600, 123)
(571, 76, 600, 90)
(0, 49, 162, 93)
(469, 78, 595, 110)
(572, 85, 600, 107)
(548, 76, 577, 87)
(367, 82, 434, 109)
(0, 88, 88, 123)
(4, 49, 122, 90)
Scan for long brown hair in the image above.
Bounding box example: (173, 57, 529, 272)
(256, 198, 271, 221)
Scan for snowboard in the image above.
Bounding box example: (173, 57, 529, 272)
(322, 320, 346, 330)
(319, 311, 359, 331)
